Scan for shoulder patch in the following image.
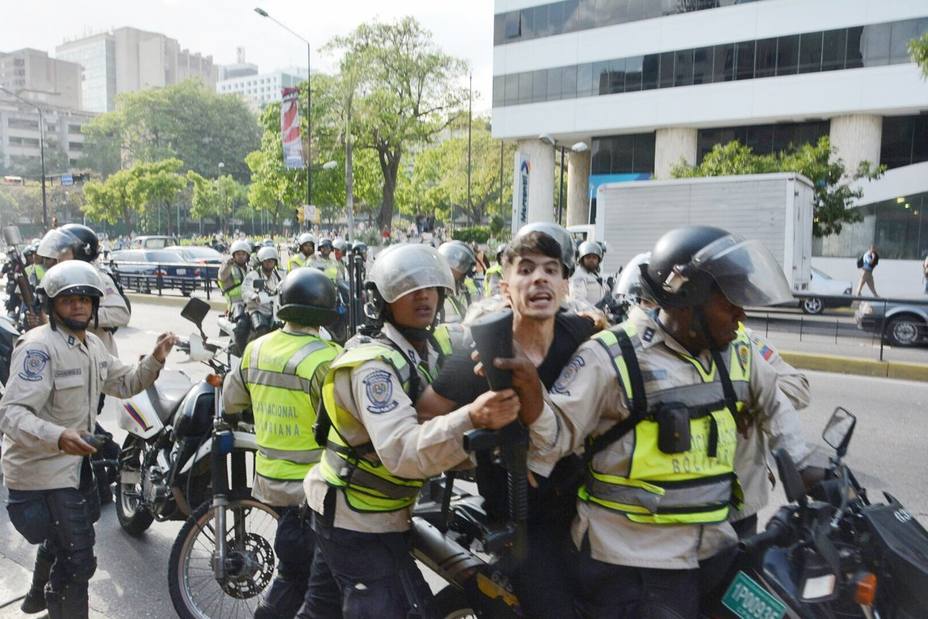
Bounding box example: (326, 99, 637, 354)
(735, 342, 751, 372)
(552, 354, 585, 396)
(19, 349, 50, 382)
(363, 370, 399, 414)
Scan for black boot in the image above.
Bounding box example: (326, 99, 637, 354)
(20, 545, 53, 614)
(44, 585, 89, 619)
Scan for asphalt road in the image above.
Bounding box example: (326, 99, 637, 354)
(0, 299, 926, 617)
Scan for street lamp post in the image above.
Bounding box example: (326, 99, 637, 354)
(1, 86, 48, 231)
(254, 7, 313, 227)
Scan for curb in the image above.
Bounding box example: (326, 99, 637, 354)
(126, 293, 226, 312)
(781, 350, 928, 382)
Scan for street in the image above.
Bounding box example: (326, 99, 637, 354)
(0, 298, 927, 617)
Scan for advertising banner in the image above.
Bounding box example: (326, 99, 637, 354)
(281, 87, 304, 170)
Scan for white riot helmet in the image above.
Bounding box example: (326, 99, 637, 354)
(578, 240, 603, 261)
(37, 261, 105, 331)
(364, 244, 454, 322)
(437, 241, 476, 277)
(256, 246, 279, 264)
(36, 228, 81, 262)
(297, 232, 315, 248)
(230, 239, 251, 256)
(614, 252, 652, 305)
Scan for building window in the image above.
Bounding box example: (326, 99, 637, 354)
(697, 121, 829, 162)
(776, 34, 800, 75)
(798, 31, 823, 73)
(880, 115, 928, 170)
(591, 133, 656, 175)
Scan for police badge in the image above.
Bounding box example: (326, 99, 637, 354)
(19, 349, 50, 382)
(363, 370, 398, 414)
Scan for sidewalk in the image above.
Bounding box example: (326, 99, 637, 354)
(0, 552, 108, 618)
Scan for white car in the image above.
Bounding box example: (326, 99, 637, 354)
(799, 267, 853, 314)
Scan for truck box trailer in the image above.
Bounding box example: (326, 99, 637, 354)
(593, 173, 814, 292)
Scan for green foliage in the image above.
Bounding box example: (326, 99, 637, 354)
(910, 33, 928, 78)
(81, 80, 260, 181)
(81, 158, 186, 233)
(672, 137, 884, 237)
(326, 17, 469, 230)
(398, 121, 514, 227)
(186, 171, 247, 232)
(450, 226, 492, 244)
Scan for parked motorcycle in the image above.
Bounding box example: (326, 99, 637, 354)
(113, 297, 278, 618)
(415, 407, 928, 618)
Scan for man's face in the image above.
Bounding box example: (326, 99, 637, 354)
(501, 251, 565, 320)
(232, 251, 248, 266)
(582, 254, 601, 272)
(301, 243, 314, 256)
(53, 294, 93, 329)
(261, 259, 276, 273)
(691, 290, 746, 349)
(320, 247, 331, 259)
(389, 287, 439, 330)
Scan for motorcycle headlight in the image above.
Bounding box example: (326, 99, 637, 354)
(801, 574, 836, 600)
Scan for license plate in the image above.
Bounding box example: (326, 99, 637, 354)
(176, 268, 186, 275)
(721, 571, 786, 619)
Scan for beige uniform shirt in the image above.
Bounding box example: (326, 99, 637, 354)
(569, 266, 607, 307)
(223, 324, 322, 507)
(304, 323, 475, 533)
(0, 325, 163, 490)
(732, 327, 812, 520)
(529, 309, 811, 569)
(242, 268, 283, 317)
(89, 267, 131, 356)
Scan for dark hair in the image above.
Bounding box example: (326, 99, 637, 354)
(502, 231, 568, 278)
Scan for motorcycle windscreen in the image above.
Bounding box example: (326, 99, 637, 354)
(693, 237, 794, 307)
(861, 503, 928, 610)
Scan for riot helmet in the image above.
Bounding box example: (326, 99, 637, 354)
(297, 232, 315, 253)
(437, 241, 476, 278)
(277, 268, 338, 326)
(37, 260, 104, 331)
(59, 224, 100, 262)
(364, 244, 454, 322)
(332, 238, 348, 255)
(256, 246, 279, 265)
(578, 240, 603, 261)
(36, 228, 81, 263)
(614, 252, 652, 305)
(230, 239, 252, 256)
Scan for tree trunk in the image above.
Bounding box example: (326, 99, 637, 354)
(376, 151, 401, 233)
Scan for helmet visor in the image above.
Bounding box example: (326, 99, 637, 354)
(36, 229, 79, 260)
(694, 237, 794, 307)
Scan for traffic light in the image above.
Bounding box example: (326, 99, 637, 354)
(296, 207, 304, 224)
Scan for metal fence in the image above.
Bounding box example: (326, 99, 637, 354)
(747, 293, 928, 363)
(108, 260, 218, 300)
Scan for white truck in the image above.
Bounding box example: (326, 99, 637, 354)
(588, 173, 815, 293)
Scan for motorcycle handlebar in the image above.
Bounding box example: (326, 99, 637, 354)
(738, 512, 791, 555)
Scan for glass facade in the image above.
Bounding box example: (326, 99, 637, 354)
(817, 192, 928, 260)
(697, 121, 830, 162)
(493, 18, 928, 108)
(591, 133, 655, 175)
(494, 0, 767, 46)
(880, 115, 928, 170)
(57, 38, 116, 113)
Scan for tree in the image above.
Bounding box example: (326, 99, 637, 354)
(132, 159, 186, 235)
(83, 169, 138, 229)
(81, 158, 186, 233)
(672, 137, 883, 237)
(326, 17, 469, 231)
(81, 80, 260, 181)
(911, 33, 928, 79)
(187, 171, 246, 233)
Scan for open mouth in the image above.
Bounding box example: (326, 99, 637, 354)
(527, 290, 554, 307)
(414, 304, 434, 318)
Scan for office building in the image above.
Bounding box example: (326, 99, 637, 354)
(492, 0, 928, 292)
(217, 70, 303, 110)
(0, 95, 96, 172)
(0, 49, 82, 110)
(57, 27, 218, 113)
(219, 47, 259, 81)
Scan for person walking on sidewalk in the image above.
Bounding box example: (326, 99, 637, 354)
(855, 244, 880, 297)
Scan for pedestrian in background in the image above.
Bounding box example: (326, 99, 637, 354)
(922, 253, 928, 294)
(854, 244, 880, 297)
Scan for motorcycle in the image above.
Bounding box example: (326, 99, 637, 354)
(415, 407, 928, 618)
(113, 297, 279, 618)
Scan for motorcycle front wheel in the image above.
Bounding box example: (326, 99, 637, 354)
(114, 435, 155, 536)
(168, 498, 279, 619)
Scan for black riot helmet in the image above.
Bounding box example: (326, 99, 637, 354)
(640, 225, 793, 310)
(277, 267, 339, 326)
(59, 224, 100, 262)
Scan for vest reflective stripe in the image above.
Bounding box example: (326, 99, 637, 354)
(220, 265, 245, 304)
(581, 324, 750, 525)
(242, 333, 339, 482)
(464, 277, 478, 297)
(320, 342, 432, 512)
(432, 324, 454, 358)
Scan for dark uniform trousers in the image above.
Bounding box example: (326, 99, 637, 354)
(298, 510, 437, 619)
(256, 505, 316, 619)
(6, 458, 100, 615)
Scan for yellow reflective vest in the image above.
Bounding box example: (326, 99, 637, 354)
(24, 263, 45, 285)
(241, 330, 342, 482)
(483, 264, 503, 297)
(319, 326, 454, 513)
(287, 253, 310, 272)
(579, 323, 748, 525)
(218, 263, 246, 308)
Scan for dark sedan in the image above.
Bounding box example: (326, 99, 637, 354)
(165, 246, 223, 281)
(109, 249, 206, 296)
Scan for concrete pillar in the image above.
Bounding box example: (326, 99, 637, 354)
(566, 148, 591, 227)
(653, 127, 698, 179)
(829, 114, 882, 175)
(512, 139, 555, 234)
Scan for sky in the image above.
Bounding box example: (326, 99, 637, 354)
(2, 0, 495, 112)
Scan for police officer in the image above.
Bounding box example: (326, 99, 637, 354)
(23, 244, 45, 287)
(223, 268, 343, 619)
(243, 246, 285, 343)
(482, 243, 506, 297)
(300, 244, 518, 618)
(219, 239, 252, 313)
(288, 233, 315, 272)
(437, 240, 479, 322)
(521, 226, 814, 617)
(0, 261, 174, 618)
(331, 238, 349, 282)
(312, 239, 338, 281)
(570, 240, 608, 306)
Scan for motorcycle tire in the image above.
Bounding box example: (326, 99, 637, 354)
(168, 497, 279, 619)
(433, 585, 477, 619)
(114, 435, 155, 537)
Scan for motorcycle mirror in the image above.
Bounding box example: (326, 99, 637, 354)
(180, 297, 211, 329)
(822, 407, 856, 458)
(2, 226, 23, 246)
(774, 448, 807, 506)
(797, 546, 839, 602)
